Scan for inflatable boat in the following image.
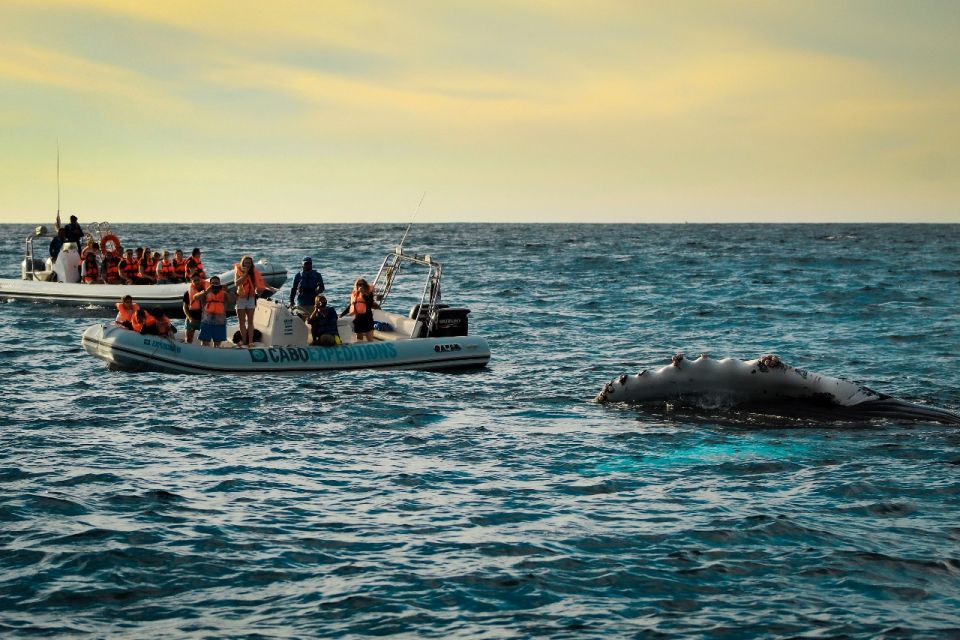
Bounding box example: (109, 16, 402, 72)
(82, 248, 491, 374)
(1, 223, 286, 313)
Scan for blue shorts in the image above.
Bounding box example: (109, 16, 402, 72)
(198, 322, 227, 343)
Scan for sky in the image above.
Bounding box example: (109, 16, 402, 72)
(0, 0, 958, 224)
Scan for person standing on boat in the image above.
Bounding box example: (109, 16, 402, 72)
(48, 228, 66, 261)
(288, 257, 325, 316)
(193, 275, 227, 347)
(57, 214, 84, 245)
(340, 278, 379, 342)
(234, 255, 278, 347)
(307, 295, 340, 346)
(182, 272, 207, 344)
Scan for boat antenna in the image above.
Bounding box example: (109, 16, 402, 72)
(398, 191, 425, 252)
(56, 140, 61, 228)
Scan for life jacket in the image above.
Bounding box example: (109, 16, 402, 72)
(103, 258, 121, 284)
(187, 280, 208, 311)
(157, 259, 175, 280)
(350, 286, 374, 316)
(131, 310, 157, 333)
(234, 263, 267, 298)
(115, 302, 140, 325)
(310, 306, 339, 336)
(82, 259, 99, 283)
(204, 288, 226, 315)
(186, 257, 205, 280)
(119, 257, 139, 280)
(139, 258, 157, 281)
(172, 257, 187, 279)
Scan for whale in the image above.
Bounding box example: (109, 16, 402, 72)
(595, 353, 960, 425)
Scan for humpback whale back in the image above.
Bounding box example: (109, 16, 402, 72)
(596, 354, 960, 425)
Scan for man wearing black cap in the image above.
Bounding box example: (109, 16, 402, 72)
(289, 256, 325, 316)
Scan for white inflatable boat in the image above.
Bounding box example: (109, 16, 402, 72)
(1, 223, 286, 312)
(82, 248, 491, 374)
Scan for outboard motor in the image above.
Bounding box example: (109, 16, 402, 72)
(410, 304, 471, 337)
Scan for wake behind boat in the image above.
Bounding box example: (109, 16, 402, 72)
(82, 247, 490, 373)
(1, 224, 286, 313)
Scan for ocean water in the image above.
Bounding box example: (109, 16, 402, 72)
(1, 222, 959, 638)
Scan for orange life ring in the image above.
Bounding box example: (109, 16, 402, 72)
(100, 234, 121, 256)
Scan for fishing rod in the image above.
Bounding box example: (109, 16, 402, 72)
(397, 191, 425, 252)
(56, 141, 61, 228)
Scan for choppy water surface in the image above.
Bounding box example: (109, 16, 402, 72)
(1, 223, 959, 638)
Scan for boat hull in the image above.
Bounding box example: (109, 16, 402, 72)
(82, 323, 491, 374)
(0, 266, 287, 312)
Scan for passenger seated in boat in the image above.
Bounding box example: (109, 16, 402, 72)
(156, 251, 176, 283)
(307, 295, 340, 346)
(151, 307, 177, 337)
(81, 252, 102, 284)
(171, 249, 187, 282)
(102, 252, 122, 284)
(80, 238, 100, 261)
(119, 249, 146, 284)
(138, 248, 157, 284)
(115, 295, 139, 329)
(185, 248, 206, 281)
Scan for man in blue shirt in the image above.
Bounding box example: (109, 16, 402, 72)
(289, 256, 325, 315)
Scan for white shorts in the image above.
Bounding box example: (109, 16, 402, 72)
(235, 296, 257, 310)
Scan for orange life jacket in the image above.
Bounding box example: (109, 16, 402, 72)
(186, 257, 205, 280)
(82, 260, 99, 283)
(103, 258, 121, 284)
(115, 302, 140, 325)
(187, 280, 207, 311)
(172, 257, 187, 279)
(350, 286, 374, 315)
(139, 259, 157, 281)
(204, 289, 226, 315)
(131, 310, 156, 333)
(157, 259, 175, 280)
(234, 263, 267, 298)
(119, 258, 139, 280)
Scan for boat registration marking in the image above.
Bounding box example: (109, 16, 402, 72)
(143, 338, 181, 353)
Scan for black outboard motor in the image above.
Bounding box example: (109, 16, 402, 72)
(410, 304, 471, 337)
